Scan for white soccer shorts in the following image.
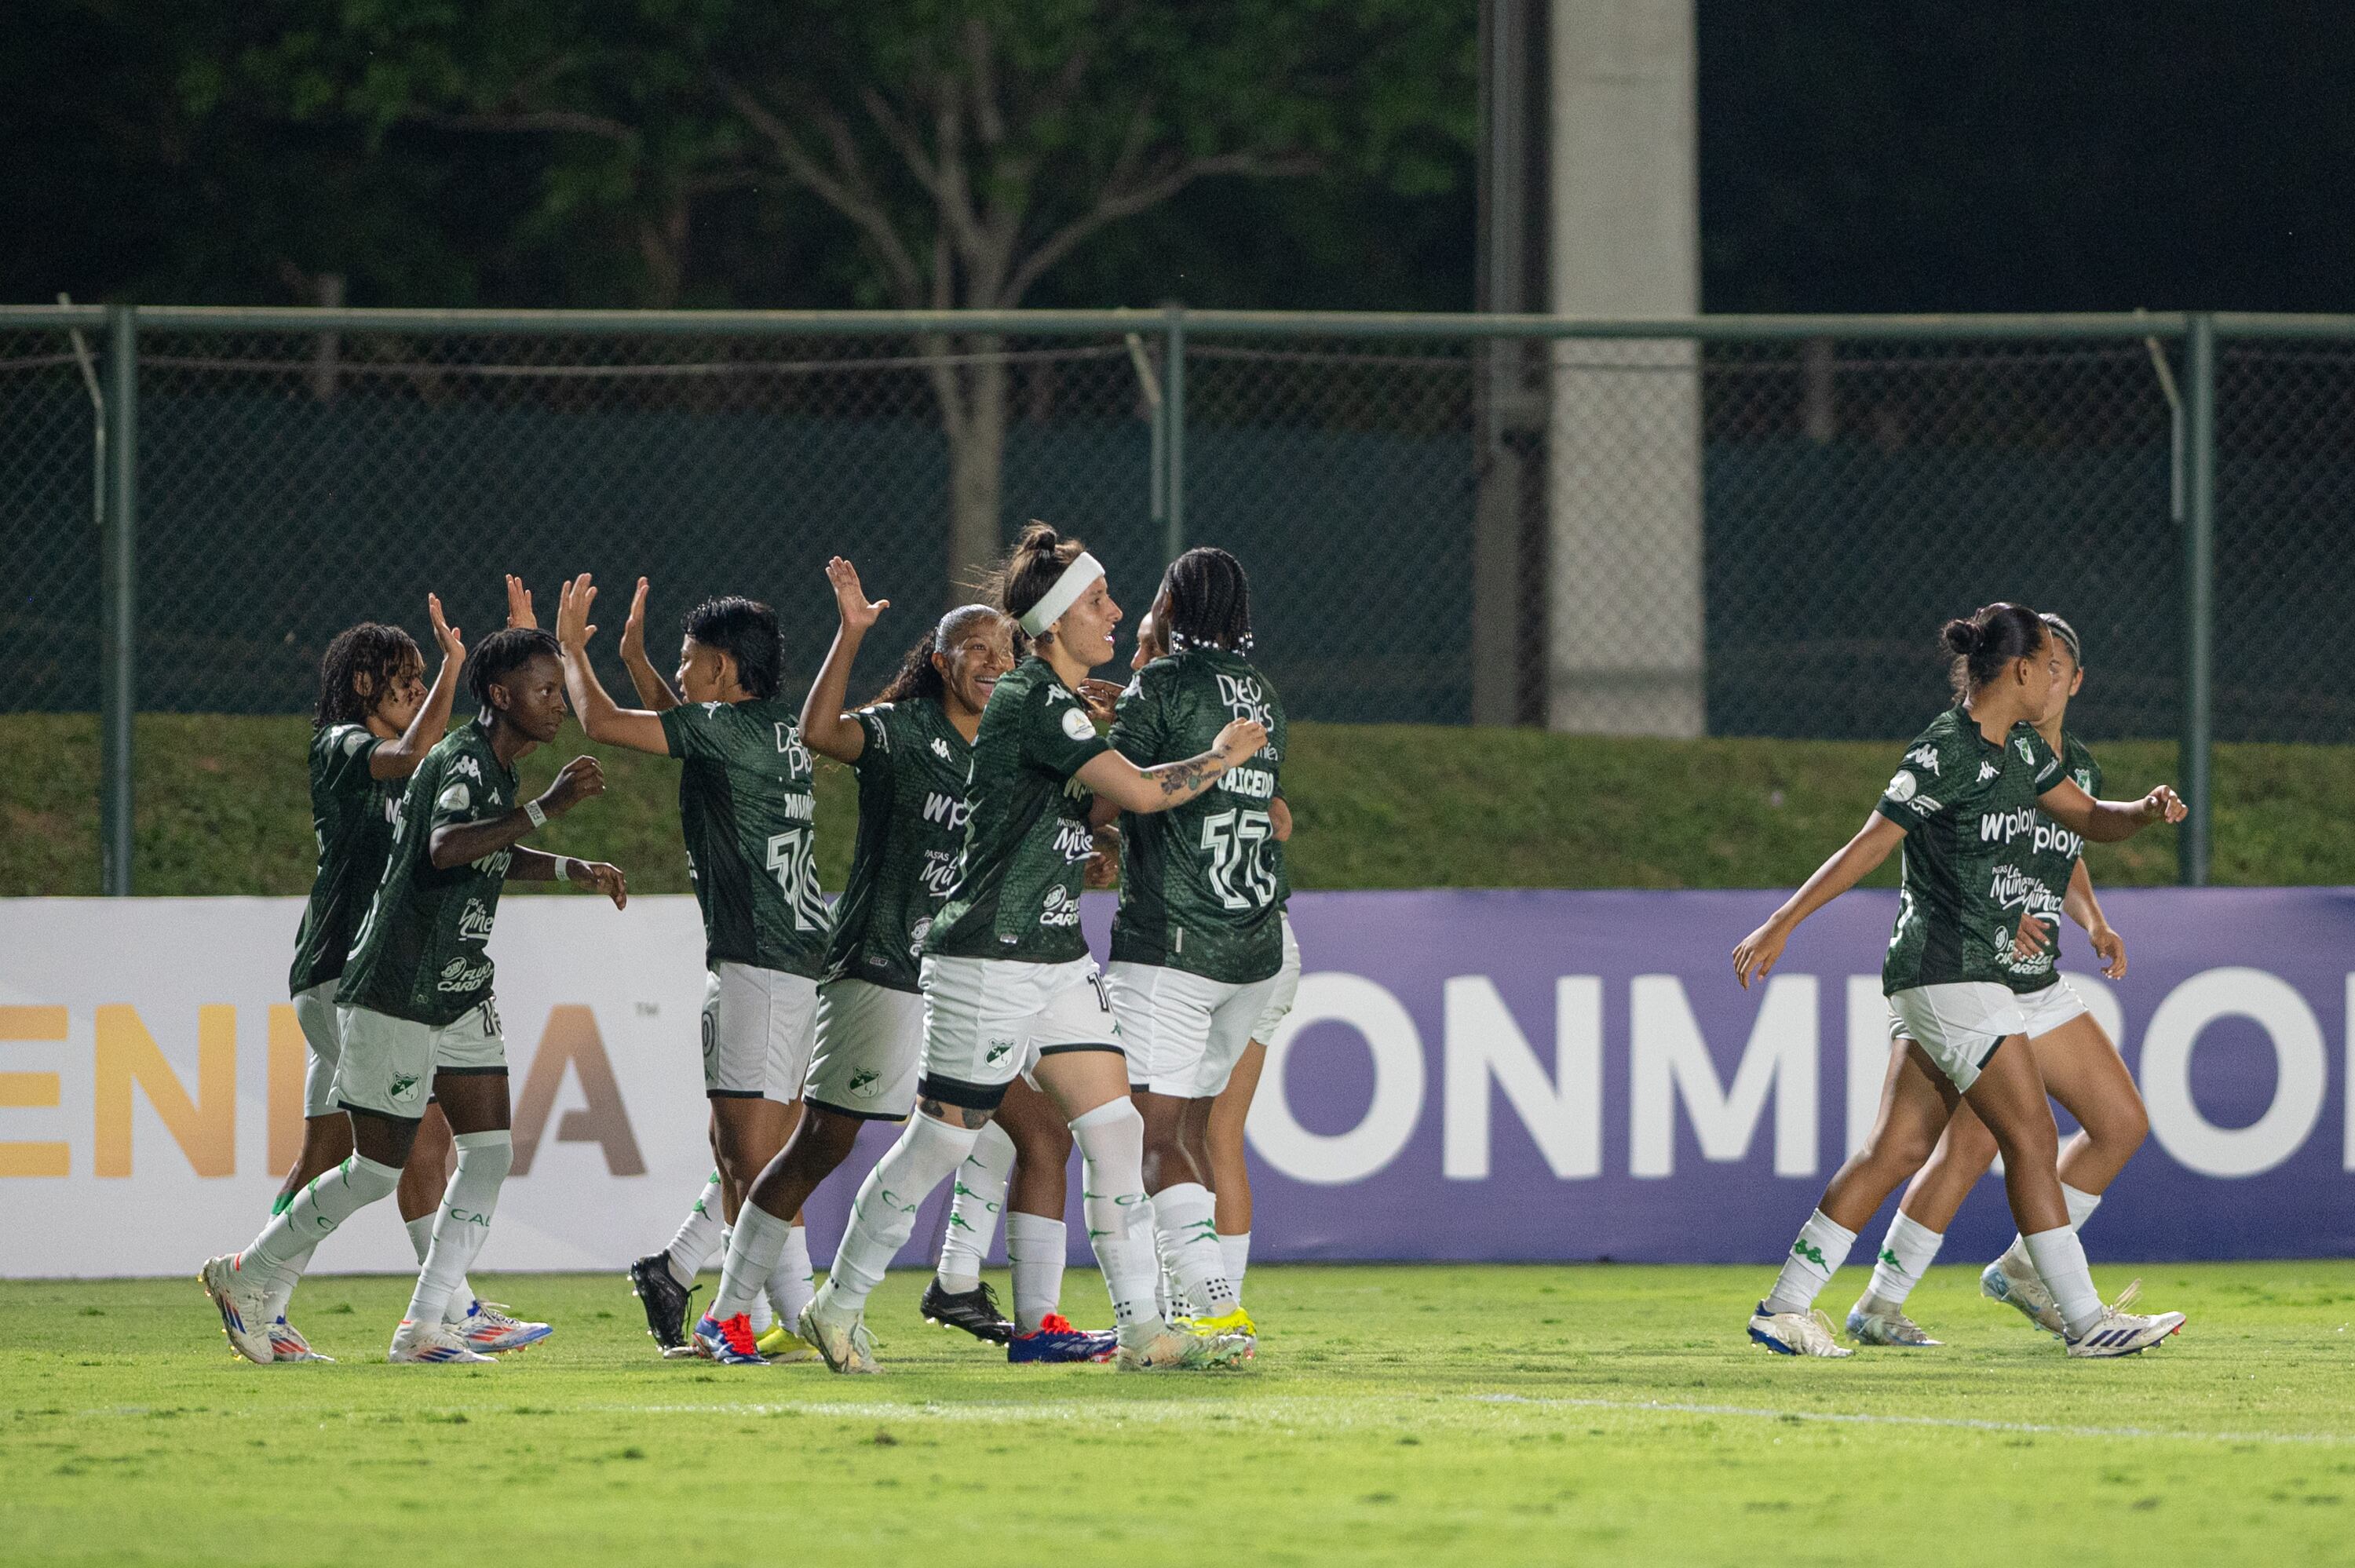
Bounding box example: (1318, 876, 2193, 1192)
(293, 978, 345, 1118)
(1251, 915, 1302, 1044)
(1886, 981, 2031, 1093)
(804, 978, 926, 1121)
(332, 999, 506, 1121)
(2017, 975, 2094, 1040)
(701, 961, 820, 1103)
(915, 954, 1121, 1110)
(1108, 961, 1282, 1099)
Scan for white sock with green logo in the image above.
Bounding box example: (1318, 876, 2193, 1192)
(937, 1119, 1015, 1295)
(1998, 1182, 2101, 1272)
(1068, 1099, 1159, 1339)
(2023, 1225, 2104, 1336)
(765, 1224, 815, 1329)
(710, 1209, 790, 1323)
(824, 1114, 981, 1314)
(403, 1130, 510, 1327)
(665, 1171, 725, 1289)
(264, 1244, 316, 1322)
(1762, 1209, 1856, 1317)
(1006, 1211, 1068, 1333)
(1862, 1211, 1944, 1310)
(246, 1154, 401, 1280)
(1150, 1183, 1237, 1318)
(403, 1213, 478, 1324)
(1220, 1232, 1252, 1307)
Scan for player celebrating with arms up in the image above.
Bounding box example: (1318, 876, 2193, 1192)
(1732, 603, 2185, 1360)
(204, 628, 626, 1363)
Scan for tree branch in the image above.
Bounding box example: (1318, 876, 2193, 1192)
(713, 70, 926, 307)
(400, 107, 637, 143)
(1000, 148, 1322, 305)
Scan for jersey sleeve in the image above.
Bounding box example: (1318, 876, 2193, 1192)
(424, 752, 485, 832)
(2016, 725, 2065, 791)
(1108, 673, 1164, 768)
(849, 706, 899, 783)
(1023, 685, 1112, 780)
(1875, 733, 1958, 833)
(659, 701, 733, 764)
(319, 724, 382, 789)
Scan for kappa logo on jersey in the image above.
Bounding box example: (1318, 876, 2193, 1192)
(932, 736, 954, 762)
(1979, 806, 2037, 845)
(1903, 742, 1941, 776)
(452, 754, 483, 783)
(1979, 760, 2000, 782)
(1885, 770, 1919, 804)
(1039, 885, 1082, 928)
(456, 898, 495, 943)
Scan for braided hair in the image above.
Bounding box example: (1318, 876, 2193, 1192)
(1158, 546, 1253, 655)
(314, 622, 423, 729)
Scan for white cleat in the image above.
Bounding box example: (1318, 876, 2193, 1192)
(268, 1317, 334, 1362)
(797, 1289, 879, 1376)
(1115, 1323, 1254, 1372)
(455, 1300, 553, 1354)
(199, 1253, 279, 1366)
(1845, 1299, 1942, 1347)
(1981, 1252, 2066, 1334)
(1747, 1302, 1854, 1358)
(2063, 1282, 2185, 1358)
(387, 1318, 497, 1364)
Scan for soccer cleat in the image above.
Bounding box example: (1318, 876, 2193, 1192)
(1981, 1252, 2066, 1335)
(388, 1318, 496, 1364)
(796, 1294, 880, 1376)
(1183, 1305, 1258, 1340)
(626, 1253, 696, 1352)
(199, 1253, 279, 1366)
(1747, 1302, 1854, 1358)
(2063, 1281, 2185, 1358)
(754, 1323, 818, 1362)
(690, 1311, 769, 1366)
(269, 1317, 334, 1363)
(1115, 1324, 1254, 1372)
(1006, 1313, 1119, 1365)
(920, 1278, 1014, 1344)
(456, 1300, 553, 1353)
(1845, 1301, 1942, 1347)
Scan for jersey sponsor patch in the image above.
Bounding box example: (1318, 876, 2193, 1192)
(1060, 706, 1096, 742)
(436, 781, 471, 813)
(1885, 770, 1918, 803)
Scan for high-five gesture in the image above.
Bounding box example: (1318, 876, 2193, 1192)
(826, 556, 889, 635)
(426, 593, 465, 665)
(617, 577, 651, 666)
(505, 574, 537, 630)
(555, 572, 600, 654)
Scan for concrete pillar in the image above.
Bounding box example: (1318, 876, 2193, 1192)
(1545, 0, 1703, 736)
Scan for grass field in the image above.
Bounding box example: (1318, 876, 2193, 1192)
(7, 714, 2354, 896)
(8, 1262, 2354, 1566)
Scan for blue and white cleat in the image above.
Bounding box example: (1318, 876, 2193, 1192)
(268, 1317, 334, 1362)
(2063, 1282, 2185, 1358)
(1747, 1301, 1853, 1358)
(1981, 1252, 2066, 1335)
(387, 1318, 495, 1363)
(456, 1300, 553, 1354)
(691, 1311, 769, 1366)
(1845, 1300, 1942, 1347)
(199, 1253, 278, 1366)
(1006, 1313, 1119, 1365)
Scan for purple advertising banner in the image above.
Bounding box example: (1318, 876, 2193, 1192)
(816, 888, 2355, 1269)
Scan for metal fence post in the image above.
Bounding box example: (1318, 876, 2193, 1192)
(2181, 312, 2216, 887)
(100, 304, 138, 895)
(1163, 302, 1186, 565)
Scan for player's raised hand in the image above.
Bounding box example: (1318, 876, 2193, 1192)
(576, 859, 628, 909)
(1732, 921, 1787, 989)
(555, 573, 599, 652)
(826, 556, 889, 633)
(505, 574, 537, 630)
(1076, 678, 1125, 722)
(618, 577, 651, 665)
(2141, 784, 2187, 826)
(426, 593, 464, 664)
(2090, 923, 2127, 979)
(540, 755, 605, 817)
(1212, 717, 1267, 763)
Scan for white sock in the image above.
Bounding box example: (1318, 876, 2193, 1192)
(404, 1212, 477, 1325)
(246, 1154, 401, 1279)
(2023, 1225, 2104, 1336)
(264, 1244, 316, 1322)
(403, 1131, 511, 1327)
(936, 1119, 1015, 1294)
(711, 1208, 792, 1322)
(1863, 1211, 1944, 1310)
(1220, 1231, 1251, 1307)
(1762, 1209, 1856, 1317)
(2000, 1181, 2104, 1268)
(1151, 1183, 1236, 1318)
(765, 1225, 815, 1328)
(1006, 1212, 1068, 1333)
(666, 1171, 725, 1289)
(1068, 1099, 1159, 1337)
(824, 1114, 981, 1314)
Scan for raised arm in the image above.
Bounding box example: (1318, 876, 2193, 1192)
(1075, 717, 1267, 815)
(801, 557, 889, 764)
(2036, 776, 2185, 843)
(1732, 813, 1908, 988)
(429, 755, 604, 870)
(553, 574, 671, 756)
(370, 594, 466, 780)
(614, 577, 679, 711)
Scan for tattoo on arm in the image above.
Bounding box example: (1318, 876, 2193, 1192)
(1144, 749, 1221, 799)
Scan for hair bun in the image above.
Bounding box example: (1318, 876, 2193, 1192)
(1940, 618, 1982, 658)
(1014, 520, 1061, 556)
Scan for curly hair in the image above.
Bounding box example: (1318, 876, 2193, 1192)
(871, 604, 1007, 706)
(468, 626, 561, 713)
(314, 622, 423, 729)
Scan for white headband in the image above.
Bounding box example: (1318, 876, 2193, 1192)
(1017, 552, 1105, 637)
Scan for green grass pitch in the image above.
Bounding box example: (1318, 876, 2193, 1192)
(7, 1262, 2354, 1566)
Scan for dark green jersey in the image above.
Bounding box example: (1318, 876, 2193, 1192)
(925, 658, 1108, 965)
(1996, 733, 2101, 994)
(1108, 648, 1287, 983)
(339, 717, 519, 1027)
(1875, 706, 2064, 994)
(822, 697, 973, 994)
(289, 723, 401, 995)
(661, 698, 830, 977)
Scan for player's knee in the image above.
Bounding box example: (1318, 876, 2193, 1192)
(455, 1128, 513, 1184)
(2091, 1097, 2149, 1158)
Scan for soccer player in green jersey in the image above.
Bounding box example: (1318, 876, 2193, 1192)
(550, 576, 832, 1358)
(1849, 612, 2153, 1344)
(1731, 603, 2185, 1358)
(204, 627, 626, 1364)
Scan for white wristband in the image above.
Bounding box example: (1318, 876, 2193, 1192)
(524, 799, 547, 829)
(555, 855, 574, 883)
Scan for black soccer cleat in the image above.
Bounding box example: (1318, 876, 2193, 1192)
(920, 1278, 1014, 1344)
(627, 1252, 696, 1353)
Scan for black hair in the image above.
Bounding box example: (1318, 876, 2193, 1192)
(871, 603, 1007, 706)
(2042, 612, 2083, 669)
(1158, 546, 1253, 656)
(315, 622, 424, 729)
(984, 520, 1090, 652)
(469, 626, 561, 713)
(1941, 602, 2050, 701)
(682, 596, 783, 701)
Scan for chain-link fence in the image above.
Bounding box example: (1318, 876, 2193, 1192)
(5, 307, 2350, 882)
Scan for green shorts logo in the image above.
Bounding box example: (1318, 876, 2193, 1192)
(389, 1073, 421, 1103)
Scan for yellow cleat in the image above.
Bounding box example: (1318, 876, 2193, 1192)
(1185, 1307, 1258, 1340)
(754, 1322, 819, 1362)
